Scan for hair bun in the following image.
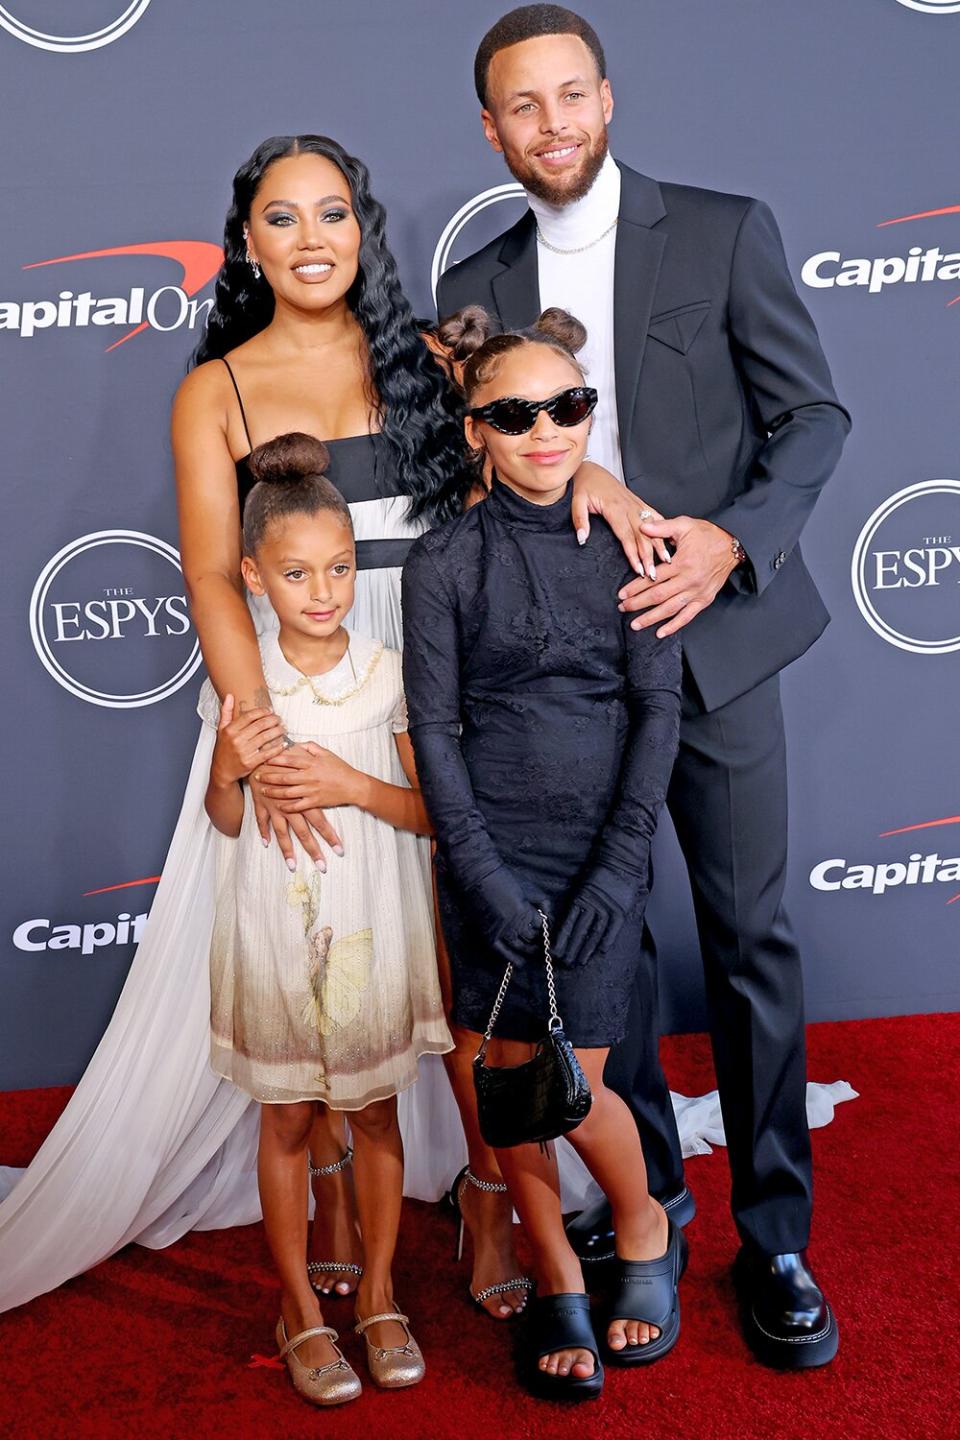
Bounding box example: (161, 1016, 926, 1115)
(437, 304, 496, 362)
(247, 432, 331, 486)
(533, 307, 587, 355)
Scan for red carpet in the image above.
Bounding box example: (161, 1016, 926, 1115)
(1, 1014, 958, 1440)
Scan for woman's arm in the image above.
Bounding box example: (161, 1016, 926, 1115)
(570, 460, 671, 578)
(204, 695, 283, 837)
(172, 364, 269, 711)
(401, 541, 540, 966)
(173, 364, 339, 863)
(255, 733, 433, 836)
(554, 607, 682, 967)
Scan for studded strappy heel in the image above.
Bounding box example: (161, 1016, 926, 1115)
(306, 1147, 364, 1296)
(447, 1165, 533, 1315)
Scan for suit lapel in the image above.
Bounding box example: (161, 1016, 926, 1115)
(613, 166, 667, 479)
(490, 212, 540, 329)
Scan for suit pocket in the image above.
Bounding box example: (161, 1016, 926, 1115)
(648, 300, 711, 354)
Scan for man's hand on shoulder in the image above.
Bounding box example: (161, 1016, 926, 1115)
(618, 516, 744, 638)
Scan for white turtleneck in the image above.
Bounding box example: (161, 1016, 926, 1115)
(528, 151, 623, 483)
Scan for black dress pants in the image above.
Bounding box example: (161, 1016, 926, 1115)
(603, 667, 814, 1255)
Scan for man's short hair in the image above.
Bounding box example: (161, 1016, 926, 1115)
(474, 5, 607, 107)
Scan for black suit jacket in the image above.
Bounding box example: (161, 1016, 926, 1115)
(436, 163, 851, 711)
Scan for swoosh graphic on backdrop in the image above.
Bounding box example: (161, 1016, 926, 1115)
(23, 241, 223, 350)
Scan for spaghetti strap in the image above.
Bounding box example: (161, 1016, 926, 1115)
(221, 358, 253, 453)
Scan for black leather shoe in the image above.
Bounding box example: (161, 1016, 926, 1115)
(732, 1247, 839, 1370)
(566, 1185, 696, 1266)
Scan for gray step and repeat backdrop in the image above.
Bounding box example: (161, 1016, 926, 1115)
(2, 0, 958, 1090)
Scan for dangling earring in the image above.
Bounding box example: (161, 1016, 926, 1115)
(248, 255, 261, 281)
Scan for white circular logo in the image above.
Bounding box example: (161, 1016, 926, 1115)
(431, 183, 525, 304)
(0, 1, 151, 52)
(894, 1, 960, 13)
(30, 530, 202, 708)
(851, 480, 960, 654)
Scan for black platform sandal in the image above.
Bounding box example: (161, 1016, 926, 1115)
(604, 1219, 688, 1366)
(527, 1292, 604, 1401)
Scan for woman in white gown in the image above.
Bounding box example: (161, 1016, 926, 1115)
(0, 134, 473, 1317)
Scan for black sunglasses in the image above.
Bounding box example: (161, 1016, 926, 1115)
(468, 386, 598, 435)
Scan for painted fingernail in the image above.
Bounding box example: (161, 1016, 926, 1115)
(286, 858, 296, 872)
(334, 844, 345, 857)
(314, 858, 327, 872)
(649, 563, 657, 580)
(262, 837, 270, 847)
(576, 528, 587, 546)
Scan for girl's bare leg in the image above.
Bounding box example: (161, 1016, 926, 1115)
(306, 1106, 363, 1296)
(565, 1049, 669, 1355)
(349, 1096, 408, 1351)
(258, 1101, 339, 1368)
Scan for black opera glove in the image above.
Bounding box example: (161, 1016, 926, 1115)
(553, 866, 641, 970)
(477, 865, 544, 972)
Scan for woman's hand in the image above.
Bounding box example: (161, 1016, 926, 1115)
(209, 696, 285, 788)
(247, 766, 343, 872)
(571, 461, 672, 579)
(256, 743, 361, 814)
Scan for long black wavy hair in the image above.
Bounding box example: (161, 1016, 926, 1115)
(192, 134, 468, 525)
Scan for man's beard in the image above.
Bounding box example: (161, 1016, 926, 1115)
(505, 127, 609, 207)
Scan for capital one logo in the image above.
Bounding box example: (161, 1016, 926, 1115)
(851, 480, 960, 655)
(2, 241, 223, 349)
(0, 1, 151, 52)
(30, 530, 202, 708)
(431, 183, 525, 304)
(802, 205, 960, 308)
(894, 2, 960, 13)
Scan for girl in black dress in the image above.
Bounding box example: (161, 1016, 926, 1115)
(402, 309, 685, 1401)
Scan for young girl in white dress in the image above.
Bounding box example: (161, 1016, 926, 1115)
(201, 431, 450, 1407)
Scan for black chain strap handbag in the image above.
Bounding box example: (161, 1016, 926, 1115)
(473, 910, 592, 1149)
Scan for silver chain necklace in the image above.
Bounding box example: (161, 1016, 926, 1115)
(535, 216, 618, 255)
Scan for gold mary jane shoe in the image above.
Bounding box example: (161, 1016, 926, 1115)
(353, 1311, 425, 1389)
(275, 1317, 362, 1407)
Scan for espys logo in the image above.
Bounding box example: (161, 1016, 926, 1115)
(802, 203, 960, 307)
(894, 2, 960, 13)
(13, 874, 158, 956)
(431, 182, 525, 303)
(1, 241, 223, 348)
(851, 480, 960, 655)
(810, 814, 960, 905)
(29, 530, 202, 708)
(0, 1, 151, 52)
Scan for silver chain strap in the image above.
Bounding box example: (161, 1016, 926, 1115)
(479, 909, 562, 1057)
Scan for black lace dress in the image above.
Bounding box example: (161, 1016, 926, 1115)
(401, 476, 681, 1046)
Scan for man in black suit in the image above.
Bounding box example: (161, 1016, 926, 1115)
(437, 5, 849, 1369)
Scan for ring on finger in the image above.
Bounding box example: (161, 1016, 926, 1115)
(639, 509, 653, 520)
